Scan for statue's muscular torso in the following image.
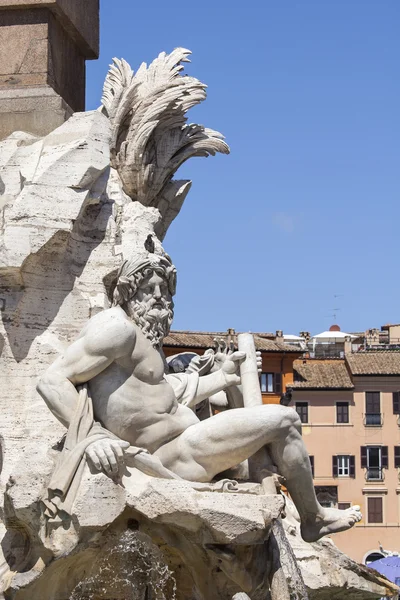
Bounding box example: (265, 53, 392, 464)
(84, 308, 199, 453)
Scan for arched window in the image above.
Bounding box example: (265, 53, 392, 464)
(364, 551, 384, 565)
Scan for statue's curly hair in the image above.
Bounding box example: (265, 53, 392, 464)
(112, 258, 176, 307)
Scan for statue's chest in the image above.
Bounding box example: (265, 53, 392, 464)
(132, 360, 164, 383)
(130, 335, 165, 383)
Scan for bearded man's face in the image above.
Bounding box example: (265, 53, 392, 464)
(127, 270, 174, 347)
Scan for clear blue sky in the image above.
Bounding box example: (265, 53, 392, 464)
(86, 0, 399, 336)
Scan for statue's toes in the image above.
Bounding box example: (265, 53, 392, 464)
(348, 506, 362, 524)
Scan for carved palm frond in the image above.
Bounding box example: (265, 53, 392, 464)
(101, 58, 135, 121)
(101, 48, 229, 215)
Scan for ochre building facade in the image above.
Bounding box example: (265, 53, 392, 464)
(292, 352, 400, 564)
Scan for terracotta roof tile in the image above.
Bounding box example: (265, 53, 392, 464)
(163, 331, 301, 353)
(346, 352, 400, 375)
(292, 359, 354, 389)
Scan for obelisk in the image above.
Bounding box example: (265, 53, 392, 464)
(0, 0, 99, 139)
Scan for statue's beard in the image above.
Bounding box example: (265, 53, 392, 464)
(128, 297, 174, 348)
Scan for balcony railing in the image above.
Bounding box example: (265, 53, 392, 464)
(310, 347, 345, 359)
(366, 467, 384, 481)
(364, 413, 383, 426)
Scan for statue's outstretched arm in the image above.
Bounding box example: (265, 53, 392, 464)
(193, 351, 246, 404)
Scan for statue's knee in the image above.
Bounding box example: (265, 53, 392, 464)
(280, 406, 302, 434)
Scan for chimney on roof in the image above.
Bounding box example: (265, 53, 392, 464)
(329, 324, 341, 332)
(344, 336, 352, 355)
(300, 331, 310, 342)
(227, 328, 235, 345)
(276, 330, 283, 338)
(365, 328, 380, 347)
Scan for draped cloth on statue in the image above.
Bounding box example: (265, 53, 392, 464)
(43, 373, 200, 519)
(42, 384, 131, 520)
(165, 372, 200, 408)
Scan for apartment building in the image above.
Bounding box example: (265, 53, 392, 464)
(292, 350, 400, 564)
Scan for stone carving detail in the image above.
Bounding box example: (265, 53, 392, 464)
(0, 112, 111, 286)
(0, 47, 397, 600)
(101, 49, 229, 237)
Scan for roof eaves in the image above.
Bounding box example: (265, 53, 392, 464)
(292, 385, 354, 390)
(352, 372, 400, 377)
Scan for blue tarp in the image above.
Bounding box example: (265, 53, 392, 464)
(370, 556, 400, 585)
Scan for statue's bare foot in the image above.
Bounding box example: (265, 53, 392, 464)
(301, 505, 362, 543)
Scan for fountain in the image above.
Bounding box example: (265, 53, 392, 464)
(0, 37, 397, 600)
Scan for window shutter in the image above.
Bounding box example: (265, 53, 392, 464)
(394, 446, 400, 469)
(395, 447, 400, 469)
(393, 392, 400, 414)
(332, 455, 338, 477)
(336, 402, 349, 424)
(368, 497, 383, 524)
(361, 446, 367, 468)
(366, 392, 380, 414)
(274, 373, 282, 395)
(382, 446, 388, 469)
(349, 455, 355, 477)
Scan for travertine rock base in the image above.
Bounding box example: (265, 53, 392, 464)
(0, 469, 396, 599)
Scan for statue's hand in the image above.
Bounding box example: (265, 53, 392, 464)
(221, 351, 246, 385)
(85, 438, 130, 476)
(213, 338, 234, 369)
(213, 339, 262, 377)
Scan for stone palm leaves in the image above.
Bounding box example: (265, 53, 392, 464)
(101, 48, 229, 236)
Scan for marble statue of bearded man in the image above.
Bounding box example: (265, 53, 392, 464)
(38, 241, 361, 542)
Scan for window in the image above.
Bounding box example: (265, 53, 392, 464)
(365, 392, 381, 425)
(295, 402, 308, 423)
(309, 455, 314, 478)
(367, 497, 383, 524)
(361, 446, 388, 480)
(395, 446, 400, 468)
(393, 392, 400, 415)
(260, 373, 282, 394)
(332, 455, 355, 478)
(365, 552, 384, 565)
(315, 486, 337, 508)
(336, 402, 349, 423)
(338, 455, 349, 476)
(338, 502, 351, 510)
